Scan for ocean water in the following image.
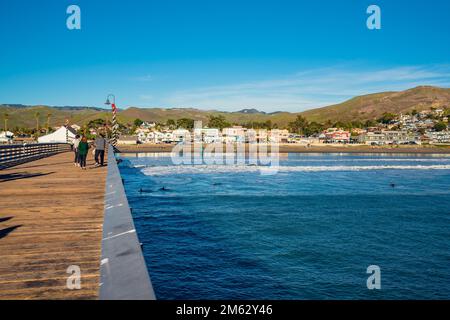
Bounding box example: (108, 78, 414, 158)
(118, 152, 450, 300)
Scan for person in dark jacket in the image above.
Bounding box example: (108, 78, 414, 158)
(94, 134, 106, 167)
(78, 136, 89, 170)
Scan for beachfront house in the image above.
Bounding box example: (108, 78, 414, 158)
(246, 129, 257, 143)
(322, 128, 351, 144)
(135, 127, 151, 135)
(287, 134, 319, 145)
(358, 132, 386, 145)
(222, 126, 246, 143)
(358, 130, 420, 145)
(140, 121, 156, 129)
(383, 131, 420, 145)
(136, 131, 149, 143)
(268, 129, 289, 143)
(425, 131, 450, 144)
(193, 128, 220, 143)
(38, 126, 77, 144)
(255, 129, 268, 143)
(117, 135, 138, 145)
(139, 131, 170, 144)
(153, 131, 167, 144)
(173, 129, 191, 143)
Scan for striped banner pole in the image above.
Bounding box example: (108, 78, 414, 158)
(111, 103, 118, 146)
(65, 119, 69, 143)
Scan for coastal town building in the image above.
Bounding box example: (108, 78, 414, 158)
(193, 128, 220, 143)
(358, 130, 420, 145)
(140, 121, 156, 129)
(320, 128, 351, 143)
(117, 135, 138, 145)
(287, 134, 320, 144)
(222, 126, 246, 143)
(246, 129, 257, 143)
(425, 131, 450, 144)
(255, 129, 268, 143)
(173, 129, 191, 143)
(268, 129, 290, 143)
(351, 128, 366, 135)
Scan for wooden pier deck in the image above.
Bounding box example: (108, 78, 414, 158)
(0, 151, 107, 299)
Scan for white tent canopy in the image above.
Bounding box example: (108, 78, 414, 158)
(38, 126, 77, 144)
(0, 131, 14, 144)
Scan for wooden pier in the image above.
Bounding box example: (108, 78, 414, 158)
(0, 151, 107, 299)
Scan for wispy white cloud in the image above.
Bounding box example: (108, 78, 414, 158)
(159, 65, 450, 112)
(139, 94, 154, 102)
(133, 74, 153, 82)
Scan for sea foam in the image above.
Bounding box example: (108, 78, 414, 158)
(141, 164, 450, 176)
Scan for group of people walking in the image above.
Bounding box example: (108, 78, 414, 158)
(72, 134, 107, 170)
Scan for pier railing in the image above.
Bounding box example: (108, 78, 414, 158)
(0, 143, 71, 169)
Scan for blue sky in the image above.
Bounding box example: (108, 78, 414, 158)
(1, 0, 450, 112)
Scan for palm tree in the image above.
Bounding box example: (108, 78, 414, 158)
(3, 113, 8, 132)
(35, 112, 40, 133)
(46, 113, 52, 134)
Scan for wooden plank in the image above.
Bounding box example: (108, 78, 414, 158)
(0, 151, 107, 300)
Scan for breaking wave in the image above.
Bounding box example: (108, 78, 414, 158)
(141, 164, 450, 176)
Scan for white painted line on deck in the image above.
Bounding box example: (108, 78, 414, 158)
(105, 203, 124, 210)
(102, 229, 136, 241)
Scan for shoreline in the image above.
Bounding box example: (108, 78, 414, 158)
(116, 143, 450, 154)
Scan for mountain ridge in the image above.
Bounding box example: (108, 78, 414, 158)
(1, 86, 449, 129)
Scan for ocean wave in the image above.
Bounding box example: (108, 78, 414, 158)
(286, 158, 450, 162)
(141, 164, 450, 176)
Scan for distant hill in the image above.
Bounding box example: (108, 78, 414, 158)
(237, 108, 267, 114)
(0, 105, 113, 129)
(300, 86, 450, 123)
(1, 86, 449, 129)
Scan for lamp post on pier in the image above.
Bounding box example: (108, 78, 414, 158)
(105, 94, 118, 146)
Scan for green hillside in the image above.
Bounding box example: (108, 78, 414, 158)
(1, 86, 449, 130)
(300, 86, 450, 123)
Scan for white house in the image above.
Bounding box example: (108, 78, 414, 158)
(173, 129, 191, 143)
(117, 135, 138, 145)
(425, 131, 450, 144)
(140, 121, 156, 129)
(38, 126, 77, 144)
(144, 131, 171, 144)
(193, 128, 220, 143)
(222, 126, 246, 143)
(268, 129, 290, 143)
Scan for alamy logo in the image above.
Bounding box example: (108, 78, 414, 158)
(367, 5, 381, 30)
(66, 265, 81, 289)
(66, 5, 81, 30)
(366, 265, 381, 290)
(170, 121, 280, 175)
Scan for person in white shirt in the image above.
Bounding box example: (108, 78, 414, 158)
(73, 135, 81, 167)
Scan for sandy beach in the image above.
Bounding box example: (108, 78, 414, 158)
(116, 143, 450, 154)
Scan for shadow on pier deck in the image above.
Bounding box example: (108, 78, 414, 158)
(0, 152, 107, 299)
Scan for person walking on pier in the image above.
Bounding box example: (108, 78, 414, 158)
(73, 134, 80, 167)
(78, 136, 89, 170)
(94, 134, 106, 167)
